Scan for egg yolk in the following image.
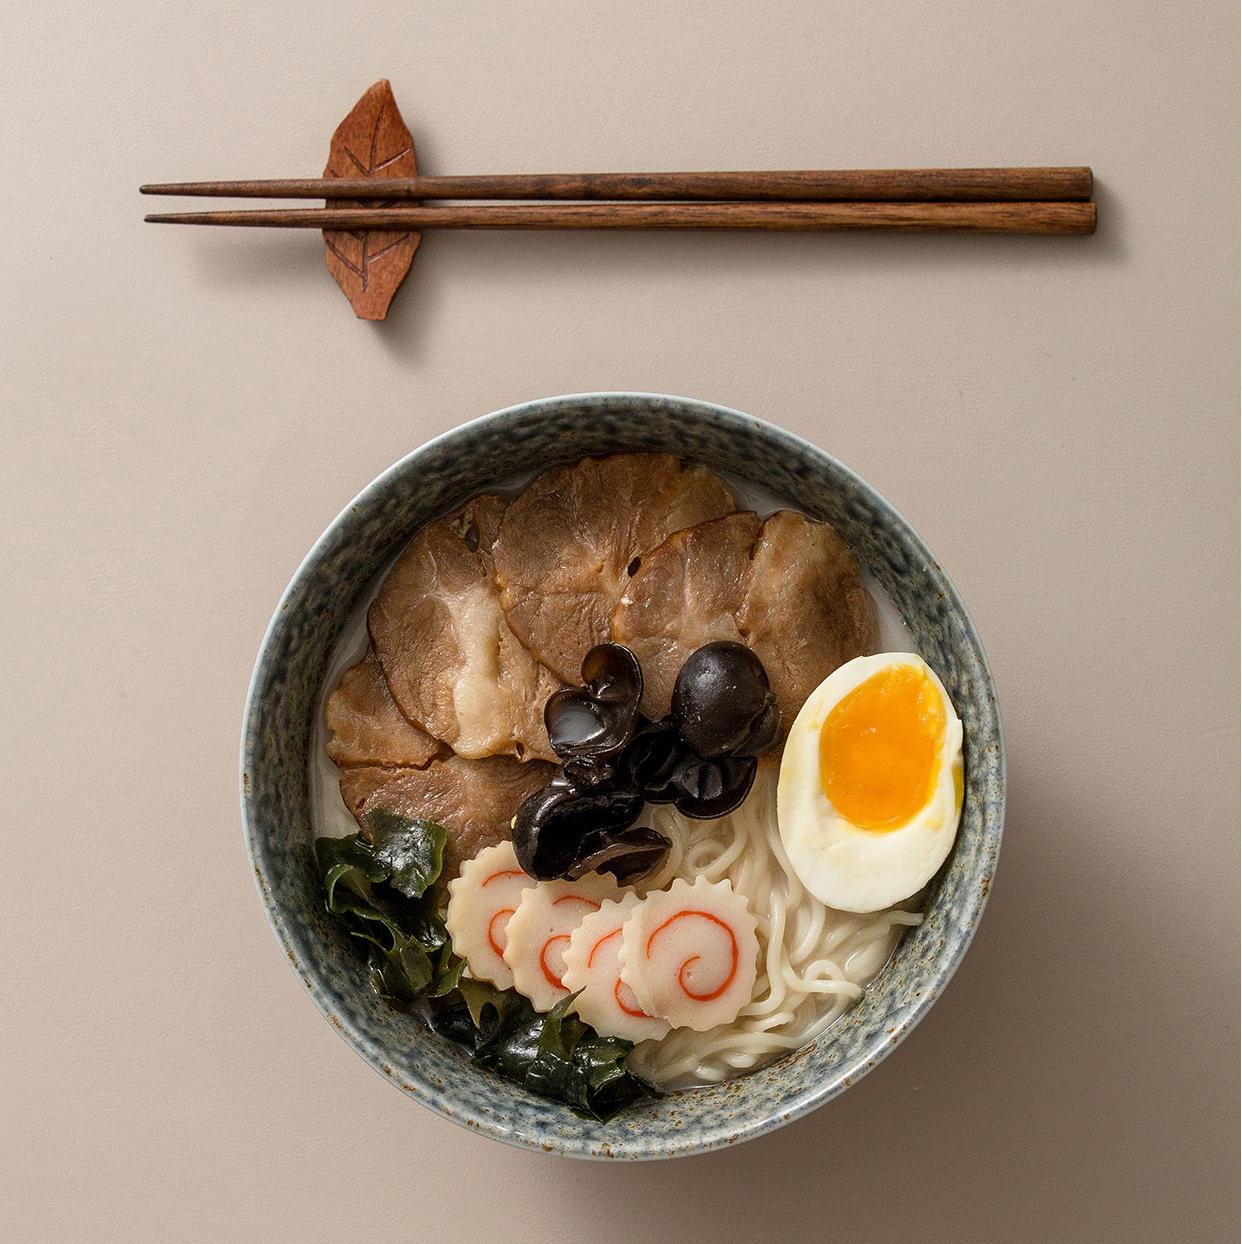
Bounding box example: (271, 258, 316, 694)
(819, 665, 945, 831)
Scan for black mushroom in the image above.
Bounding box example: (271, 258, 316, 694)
(618, 717, 684, 803)
(665, 752, 758, 820)
(567, 825, 674, 886)
(511, 775, 647, 881)
(671, 641, 781, 759)
(544, 643, 644, 762)
(512, 639, 781, 883)
(623, 715, 758, 820)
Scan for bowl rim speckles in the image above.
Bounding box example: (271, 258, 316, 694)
(240, 392, 1005, 1160)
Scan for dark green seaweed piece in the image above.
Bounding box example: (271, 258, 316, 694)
(429, 984, 648, 1121)
(316, 815, 650, 1121)
(366, 809, 445, 899)
(314, 814, 460, 1004)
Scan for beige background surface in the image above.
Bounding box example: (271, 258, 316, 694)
(2, 2, 1238, 1240)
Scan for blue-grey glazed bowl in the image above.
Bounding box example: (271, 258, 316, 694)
(241, 392, 1004, 1160)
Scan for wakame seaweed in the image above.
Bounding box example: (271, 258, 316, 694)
(314, 815, 649, 1121)
(315, 814, 461, 1002)
(431, 983, 647, 1121)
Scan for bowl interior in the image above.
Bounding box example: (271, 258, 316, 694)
(241, 393, 1004, 1159)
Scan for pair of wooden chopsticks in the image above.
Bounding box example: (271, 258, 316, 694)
(141, 168, 1096, 233)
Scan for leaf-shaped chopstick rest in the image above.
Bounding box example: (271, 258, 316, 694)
(322, 80, 420, 320)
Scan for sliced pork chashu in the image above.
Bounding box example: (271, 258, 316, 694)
(339, 755, 555, 880)
(491, 453, 736, 683)
(612, 509, 876, 730)
(367, 496, 560, 762)
(735, 509, 876, 725)
(325, 649, 446, 769)
(610, 511, 761, 714)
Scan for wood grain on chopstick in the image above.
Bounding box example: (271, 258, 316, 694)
(140, 167, 1093, 203)
(144, 201, 1097, 234)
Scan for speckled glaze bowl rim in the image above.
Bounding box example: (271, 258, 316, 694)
(241, 391, 1005, 1160)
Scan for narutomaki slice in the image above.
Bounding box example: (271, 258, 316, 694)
(324, 649, 447, 769)
(445, 840, 534, 990)
(367, 496, 561, 762)
(492, 454, 736, 684)
(338, 754, 555, 881)
(503, 874, 624, 1013)
(618, 876, 759, 1031)
(562, 893, 671, 1043)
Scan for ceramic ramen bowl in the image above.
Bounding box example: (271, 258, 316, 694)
(240, 392, 1005, 1159)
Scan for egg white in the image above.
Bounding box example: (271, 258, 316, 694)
(777, 652, 963, 914)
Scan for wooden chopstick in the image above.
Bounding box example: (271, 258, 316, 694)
(144, 201, 1096, 234)
(140, 167, 1093, 204)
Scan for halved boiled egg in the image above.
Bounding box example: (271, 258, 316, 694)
(777, 653, 963, 913)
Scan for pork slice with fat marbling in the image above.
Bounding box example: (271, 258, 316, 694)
(611, 511, 761, 716)
(367, 495, 559, 762)
(339, 754, 555, 880)
(611, 509, 875, 731)
(491, 453, 736, 684)
(324, 649, 447, 769)
(735, 510, 876, 728)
